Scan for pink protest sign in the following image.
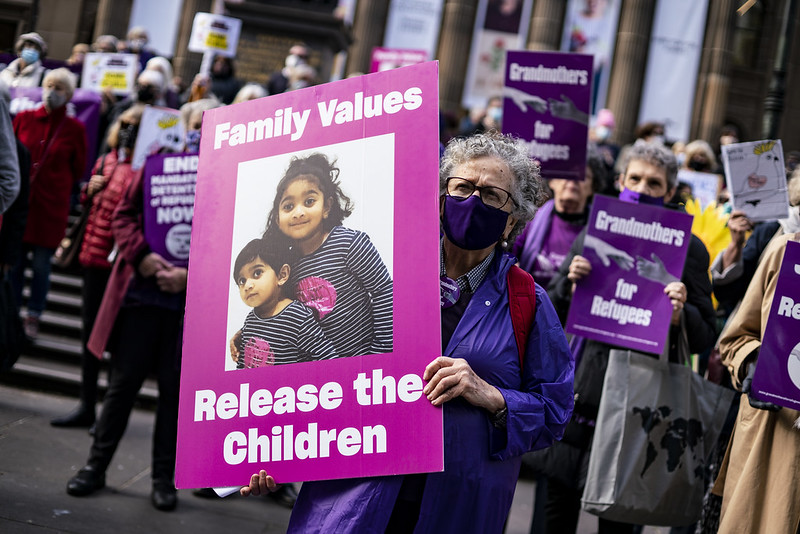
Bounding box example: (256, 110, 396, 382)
(750, 240, 800, 409)
(370, 47, 429, 73)
(566, 195, 693, 354)
(176, 62, 443, 489)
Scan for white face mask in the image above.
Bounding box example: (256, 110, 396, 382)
(285, 54, 305, 69)
(42, 89, 67, 110)
(779, 205, 800, 234)
(595, 125, 610, 141)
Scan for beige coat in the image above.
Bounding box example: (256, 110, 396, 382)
(714, 232, 800, 534)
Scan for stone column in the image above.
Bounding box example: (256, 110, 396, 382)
(93, 0, 133, 42)
(605, 0, 657, 144)
(438, 0, 479, 113)
(345, 0, 390, 76)
(526, 0, 566, 51)
(171, 0, 213, 84)
(693, 0, 737, 143)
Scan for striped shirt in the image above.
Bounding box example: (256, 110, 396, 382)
(238, 300, 337, 367)
(290, 225, 394, 358)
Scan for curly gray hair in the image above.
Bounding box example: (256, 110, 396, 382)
(621, 140, 679, 190)
(440, 132, 545, 243)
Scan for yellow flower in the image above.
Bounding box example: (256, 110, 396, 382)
(684, 198, 733, 309)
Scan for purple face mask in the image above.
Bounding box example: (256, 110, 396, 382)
(441, 195, 509, 250)
(619, 188, 664, 206)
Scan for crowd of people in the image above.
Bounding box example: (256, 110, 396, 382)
(0, 23, 797, 534)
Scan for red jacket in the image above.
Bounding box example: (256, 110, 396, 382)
(79, 151, 141, 269)
(14, 105, 87, 248)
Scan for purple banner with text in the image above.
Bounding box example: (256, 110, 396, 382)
(143, 153, 197, 268)
(751, 240, 800, 409)
(566, 195, 693, 354)
(503, 50, 592, 181)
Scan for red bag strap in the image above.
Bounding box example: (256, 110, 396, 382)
(507, 265, 536, 370)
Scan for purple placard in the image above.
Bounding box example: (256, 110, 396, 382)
(176, 62, 443, 489)
(503, 50, 592, 181)
(566, 195, 693, 354)
(369, 47, 429, 73)
(9, 87, 101, 182)
(142, 153, 197, 268)
(750, 240, 800, 409)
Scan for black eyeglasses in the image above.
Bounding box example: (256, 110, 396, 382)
(446, 177, 515, 210)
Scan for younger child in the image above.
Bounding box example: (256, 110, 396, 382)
(232, 237, 336, 367)
(262, 153, 394, 358)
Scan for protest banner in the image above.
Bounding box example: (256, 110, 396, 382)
(721, 139, 789, 222)
(188, 12, 242, 57)
(750, 240, 800, 409)
(9, 87, 101, 182)
(677, 169, 720, 208)
(142, 153, 197, 268)
(80, 53, 139, 96)
(566, 195, 693, 354)
(503, 50, 593, 181)
(370, 47, 428, 73)
(176, 61, 442, 488)
(130, 105, 184, 170)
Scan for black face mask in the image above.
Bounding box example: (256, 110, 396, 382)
(137, 85, 155, 103)
(688, 159, 707, 171)
(118, 123, 139, 149)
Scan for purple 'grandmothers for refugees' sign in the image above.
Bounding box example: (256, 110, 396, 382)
(566, 195, 693, 354)
(502, 50, 592, 181)
(176, 62, 443, 489)
(143, 153, 197, 268)
(750, 240, 800, 409)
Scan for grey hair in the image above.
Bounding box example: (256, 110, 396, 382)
(621, 140, 679, 190)
(232, 83, 267, 104)
(43, 68, 77, 100)
(440, 132, 545, 243)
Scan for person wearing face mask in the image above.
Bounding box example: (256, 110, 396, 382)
(239, 132, 574, 533)
(122, 26, 156, 73)
(541, 141, 717, 534)
(179, 98, 222, 153)
(458, 95, 504, 138)
(50, 105, 145, 430)
(513, 148, 608, 288)
(100, 70, 166, 155)
(1, 32, 48, 88)
(209, 55, 242, 105)
(266, 44, 310, 95)
(712, 171, 800, 314)
(11, 68, 87, 338)
(591, 108, 620, 173)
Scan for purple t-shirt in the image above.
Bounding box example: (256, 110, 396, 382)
(531, 214, 584, 287)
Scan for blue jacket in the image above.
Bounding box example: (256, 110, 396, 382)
(288, 252, 575, 533)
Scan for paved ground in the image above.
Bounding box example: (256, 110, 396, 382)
(0, 383, 668, 533)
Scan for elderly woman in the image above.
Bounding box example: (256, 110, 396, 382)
(543, 141, 716, 534)
(11, 68, 87, 338)
(240, 132, 575, 532)
(512, 148, 608, 287)
(0, 32, 48, 88)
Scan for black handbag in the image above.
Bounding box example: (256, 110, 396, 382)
(53, 153, 110, 270)
(53, 206, 90, 270)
